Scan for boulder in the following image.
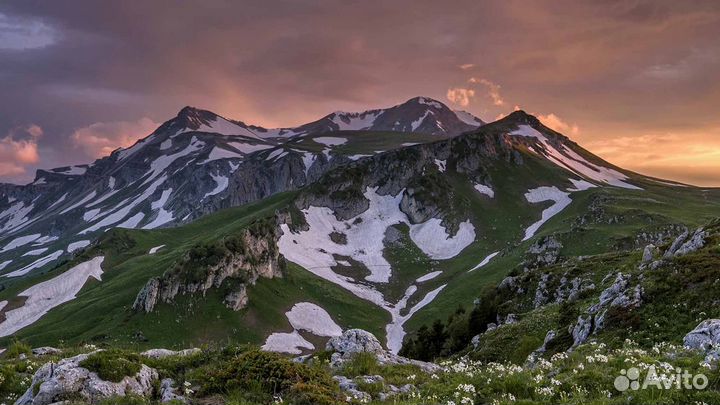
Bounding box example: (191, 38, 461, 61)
(673, 228, 706, 257)
(160, 378, 187, 403)
(31, 347, 62, 357)
(224, 285, 248, 311)
(141, 348, 201, 359)
(326, 329, 386, 358)
(326, 329, 440, 373)
(571, 315, 593, 347)
(15, 352, 158, 405)
(641, 244, 656, 263)
(684, 319, 720, 350)
(333, 376, 371, 402)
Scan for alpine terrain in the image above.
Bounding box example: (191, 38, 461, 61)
(1, 98, 719, 405)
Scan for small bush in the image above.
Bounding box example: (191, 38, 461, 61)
(6, 340, 31, 358)
(340, 352, 380, 377)
(80, 350, 143, 382)
(195, 349, 341, 405)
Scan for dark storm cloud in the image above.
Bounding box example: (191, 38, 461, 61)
(1, 0, 719, 184)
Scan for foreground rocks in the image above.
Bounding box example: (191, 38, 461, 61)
(684, 319, 720, 350)
(326, 329, 441, 373)
(16, 352, 157, 405)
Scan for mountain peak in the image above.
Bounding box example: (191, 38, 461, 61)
(404, 96, 446, 109)
(498, 110, 541, 126)
(174, 106, 218, 130)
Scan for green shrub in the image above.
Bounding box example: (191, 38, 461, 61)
(195, 349, 341, 405)
(6, 340, 31, 358)
(80, 350, 143, 382)
(340, 352, 380, 377)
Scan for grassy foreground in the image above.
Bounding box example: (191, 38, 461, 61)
(1, 337, 719, 405)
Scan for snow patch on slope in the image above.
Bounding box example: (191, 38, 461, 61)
(0, 257, 104, 337)
(314, 136, 347, 147)
(278, 187, 468, 353)
(473, 184, 494, 198)
(1, 234, 41, 253)
(286, 302, 343, 337)
(203, 174, 229, 199)
(511, 125, 641, 190)
(263, 302, 342, 354)
(468, 251, 499, 272)
(67, 240, 91, 253)
(3, 250, 64, 278)
(408, 219, 475, 260)
(523, 186, 572, 241)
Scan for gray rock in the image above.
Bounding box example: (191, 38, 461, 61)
(326, 329, 386, 359)
(356, 375, 384, 385)
(160, 378, 187, 403)
(471, 334, 481, 349)
(140, 348, 201, 360)
(224, 285, 248, 311)
(333, 376, 371, 402)
(642, 244, 656, 263)
(326, 329, 441, 373)
(571, 315, 593, 347)
(664, 230, 689, 257)
(534, 273, 551, 308)
(684, 319, 720, 350)
(31, 347, 62, 357)
(673, 228, 706, 257)
(15, 352, 158, 405)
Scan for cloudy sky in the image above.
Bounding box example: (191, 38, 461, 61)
(1, 0, 719, 185)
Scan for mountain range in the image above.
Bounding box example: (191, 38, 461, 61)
(0, 96, 718, 367)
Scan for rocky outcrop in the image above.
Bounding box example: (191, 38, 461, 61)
(15, 352, 158, 405)
(333, 374, 416, 402)
(526, 235, 563, 269)
(333, 376, 371, 402)
(527, 330, 556, 366)
(224, 285, 248, 311)
(133, 223, 283, 313)
(160, 378, 187, 403)
(664, 227, 706, 258)
(641, 244, 656, 263)
(570, 273, 643, 347)
(684, 319, 720, 350)
(326, 329, 440, 373)
(533, 273, 594, 309)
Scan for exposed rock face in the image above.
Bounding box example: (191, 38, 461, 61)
(526, 235, 563, 269)
(326, 329, 386, 358)
(555, 276, 595, 304)
(326, 329, 440, 373)
(224, 285, 248, 311)
(684, 319, 720, 350)
(133, 223, 283, 313)
(570, 272, 643, 347)
(15, 352, 158, 405)
(333, 376, 371, 402)
(160, 378, 187, 403)
(527, 330, 556, 365)
(641, 244, 656, 263)
(663, 227, 706, 258)
(534, 273, 551, 308)
(673, 228, 707, 257)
